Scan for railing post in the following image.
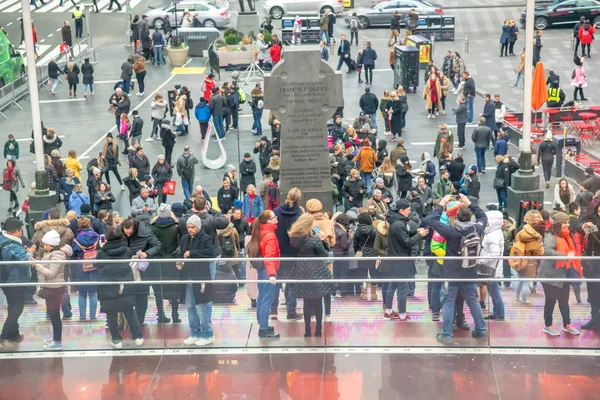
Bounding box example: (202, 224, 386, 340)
(464, 35, 470, 54)
(362, 36, 367, 49)
(430, 35, 435, 56)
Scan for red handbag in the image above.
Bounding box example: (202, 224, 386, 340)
(162, 180, 176, 196)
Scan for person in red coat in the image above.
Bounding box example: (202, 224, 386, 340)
(269, 42, 281, 65)
(579, 19, 595, 57)
(202, 73, 215, 102)
(247, 210, 281, 338)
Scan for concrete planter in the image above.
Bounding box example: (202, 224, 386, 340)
(217, 50, 253, 67)
(166, 46, 189, 67)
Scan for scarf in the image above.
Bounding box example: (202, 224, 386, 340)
(429, 79, 438, 103)
(555, 229, 583, 277)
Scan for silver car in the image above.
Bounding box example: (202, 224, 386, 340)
(146, 0, 231, 29)
(263, 0, 345, 20)
(345, 0, 442, 29)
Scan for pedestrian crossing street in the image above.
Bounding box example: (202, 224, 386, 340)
(0, 0, 143, 13)
(18, 42, 88, 67)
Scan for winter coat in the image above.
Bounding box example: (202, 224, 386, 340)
(554, 184, 575, 210)
(216, 186, 239, 214)
(495, 161, 510, 191)
(69, 191, 89, 216)
(290, 235, 334, 299)
(428, 203, 487, 279)
(120, 219, 163, 281)
(42, 133, 62, 156)
(33, 219, 74, 252)
(396, 163, 413, 192)
(48, 61, 61, 79)
(274, 203, 302, 257)
(120, 61, 133, 81)
(239, 159, 257, 193)
(36, 245, 73, 287)
(500, 24, 511, 44)
(433, 178, 452, 200)
(94, 189, 115, 211)
(537, 233, 570, 289)
(255, 223, 280, 277)
(150, 218, 181, 300)
(477, 211, 504, 277)
(494, 137, 508, 157)
(253, 142, 272, 170)
(579, 24, 595, 45)
(71, 228, 100, 293)
(61, 25, 72, 43)
(354, 145, 377, 173)
(582, 212, 600, 278)
(512, 223, 543, 278)
(472, 125, 493, 148)
(433, 131, 454, 162)
(81, 61, 94, 84)
(538, 140, 557, 162)
(131, 195, 156, 225)
(422, 78, 442, 110)
(151, 99, 168, 120)
(312, 213, 336, 248)
(353, 223, 377, 268)
(342, 178, 367, 209)
(463, 77, 476, 97)
(389, 98, 405, 135)
(359, 92, 379, 115)
(0, 234, 33, 283)
(390, 144, 407, 167)
(448, 158, 465, 183)
(242, 193, 263, 219)
(414, 184, 434, 215)
(482, 100, 496, 131)
(96, 239, 135, 312)
(454, 102, 467, 124)
(382, 212, 421, 278)
(152, 163, 172, 185)
(374, 222, 388, 257)
(160, 122, 176, 150)
(332, 223, 352, 256)
(131, 154, 150, 178)
(63, 65, 79, 85)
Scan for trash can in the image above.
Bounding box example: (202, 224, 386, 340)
(187, 35, 209, 57)
(393, 46, 419, 91)
(405, 35, 431, 69)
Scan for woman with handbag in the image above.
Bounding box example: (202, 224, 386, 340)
(537, 212, 581, 336)
(34, 230, 73, 351)
(151, 155, 173, 204)
(494, 155, 511, 211)
(353, 212, 378, 300)
(96, 227, 144, 349)
(289, 214, 335, 337)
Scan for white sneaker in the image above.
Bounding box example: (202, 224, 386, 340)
(110, 341, 123, 349)
(139, 92, 144, 96)
(136, 92, 142, 96)
(134, 338, 144, 347)
(145, 137, 154, 142)
(432, 114, 436, 119)
(183, 336, 198, 346)
(120, 184, 125, 191)
(195, 336, 215, 346)
(427, 114, 431, 119)
(442, 110, 446, 115)
(435, 111, 439, 116)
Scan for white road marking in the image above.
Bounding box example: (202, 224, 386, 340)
(39, 97, 87, 103)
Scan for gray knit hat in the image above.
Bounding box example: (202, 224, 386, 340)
(187, 214, 202, 230)
(551, 211, 570, 227)
(158, 203, 171, 219)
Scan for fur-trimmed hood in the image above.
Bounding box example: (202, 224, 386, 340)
(42, 133, 58, 144)
(34, 218, 71, 231)
(377, 222, 388, 236)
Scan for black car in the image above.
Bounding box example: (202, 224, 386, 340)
(520, 0, 600, 30)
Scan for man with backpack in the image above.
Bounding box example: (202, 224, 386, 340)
(428, 194, 488, 345)
(176, 146, 199, 200)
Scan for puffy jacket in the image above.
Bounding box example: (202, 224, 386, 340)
(259, 223, 280, 277)
(290, 235, 334, 299)
(208, 94, 226, 116)
(96, 238, 135, 312)
(342, 178, 366, 208)
(36, 245, 73, 287)
(0, 234, 33, 283)
(194, 101, 211, 123)
(382, 212, 421, 278)
(471, 125, 493, 148)
(353, 145, 377, 173)
(494, 137, 508, 157)
(151, 99, 168, 120)
(477, 211, 504, 277)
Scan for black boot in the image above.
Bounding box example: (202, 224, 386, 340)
(251, 299, 257, 308)
(258, 328, 280, 339)
(581, 318, 600, 330)
(304, 325, 311, 337)
(157, 314, 171, 323)
(13, 202, 19, 211)
(172, 313, 181, 323)
(315, 324, 322, 337)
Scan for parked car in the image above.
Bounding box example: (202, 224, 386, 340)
(345, 0, 442, 29)
(520, 0, 600, 30)
(146, 0, 230, 29)
(263, 0, 345, 20)
(0, 31, 24, 88)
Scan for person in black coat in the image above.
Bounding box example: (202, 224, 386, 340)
(239, 153, 257, 194)
(159, 120, 176, 165)
(448, 154, 465, 183)
(453, 96, 468, 148)
(47, 60, 63, 94)
(81, 58, 94, 96)
(253, 137, 272, 175)
(151, 156, 173, 204)
(494, 155, 511, 211)
(396, 155, 413, 199)
(177, 215, 215, 344)
(64, 62, 80, 97)
(342, 170, 367, 210)
(336, 34, 352, 72)
(353, 213, 378, 299)
(537, 132, 556, 188)
(96, 228, 144, 347)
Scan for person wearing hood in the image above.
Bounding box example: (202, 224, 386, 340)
(420, 152, 436, 187)
(273, 188, 304, 320)
(120, 216, 163, 324)
(42, 128, 63, 156)
(353, 212, 378, 300)
(253, 136, 272, 175)
(375, 140, 388, 168)
(34, 229, 74, 350)
(239, 153, 257, 194)
(354, 139, 378, 194)
(382, 199, 427, 320)
(396, 155, 413, 199)
(409, 190, 424, 220)
(477, 210, 506, 321)
(578, 19, 595, 57)
(537, 212, 581, 336)
(414, 176, 434, 216)
(343, 169, 367, 210)
(150, 204, 182, 323)
(571, 55, 588, 101)
(160, 119, 176, 165)
(447, 153, 465, 183)
(538, 131, 557, 188)
(429, 194, 488, 344)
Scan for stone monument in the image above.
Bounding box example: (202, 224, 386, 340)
(264, 48, 344, 212)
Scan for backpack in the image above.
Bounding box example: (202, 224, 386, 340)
(350, 18, 358, 30)
(508, 241, 528, 271)
(200, 81, 207, 93)
(180, 154, 195, 179)
(458, 232, 482, 269)
(186, 95, 194, 110)
(220, 235, 236, 258)
(238, 88, 247, 104)
(73, 239, 99, 272)
(2, 169, 15, 191)
(383, 174, 394, 188)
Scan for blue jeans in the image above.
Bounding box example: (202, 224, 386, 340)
(320, 30, 329, 45)
(252, 109, 263, 134)
(514, 71, 522, 87)
(496, 189, 507, 209)
(384, 281, 412, 313)
(84, 83, 94, 93)
(213, 115, 225, 138)
(181, 178, 194, 200)
(153, 46, 164, 65)
(185, 284, 213, 339)
(61, 291, 72, 317)
(256, 267, 276, 330)
(270, 263, 297, 315)
(369, 113, 377, 133)
(427, 266, 442, 313)
(78, 292, 97, 319)
(115, 115, 121, 134)
(440, 283, 486, 338)
(515, 278, 530, 303)
(360, 171, 372, 195)
(50, 78, 58, 91)
(466, 95, 474, 123)
(486, 282, 505, 318)
(475, 147, 486, 173)
(122, 79, 131, 94)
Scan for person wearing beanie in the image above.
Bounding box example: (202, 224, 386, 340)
(239, 153, 257, 195)
(353, 140, 377, 194)
(34, 229, 74, 350)
(0, 218, 37, 347)
(537, 211, 581, 336)
(150, 203, 182, 324)
(223, 164, 239, 189)
(428, 193, 488, 345)
(538, 130, 557, 188)
(152, 155, 173, 204)
(342, 169, 367, 211)
(583, 166, 600, 195)
(253, 136, 272, 175)
(461, 164, 480, 200)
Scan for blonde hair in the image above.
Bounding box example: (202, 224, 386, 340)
(396, 86, 406, 96)
(495, 155, 504, 163)
(524, 210, 542, 225)
(346, 126, 357, 136)
(379, 157, 395, 173)
(68, 149, 77, 158)
(47, 128, 56, 135)
(65, 210, 77, 221)
(285, 187, 302, 207)
(390, 92, 399, 100)
(73, 183, 83, 193)
(288, 213, 315, 238)
(246, 184, 256, 195)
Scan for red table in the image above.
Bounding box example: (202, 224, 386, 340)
(579, 112, 597, 124)
(587, 106, 600, 111)
(572, 121, 596, 145)
(543, 108, 561, 128)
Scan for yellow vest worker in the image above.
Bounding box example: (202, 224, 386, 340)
(72, 7, 85, 39)
(547, 87, 564, 108)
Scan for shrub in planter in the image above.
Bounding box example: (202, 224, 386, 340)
(262, 30, 272, 45)
(225, 34, 240, 46)
(224, 28, 239, 38)
(242, 35, 253, 45)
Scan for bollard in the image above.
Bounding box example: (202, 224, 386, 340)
(464, 35, 470, 54)
(571, 36, 575, 49)
(363, 36, 367, 49)
(430, 35, 435, 55)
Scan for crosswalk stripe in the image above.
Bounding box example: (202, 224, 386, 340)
(52, 0, 79, 12)
(39, 0, 75, 12)
(1, 0, 142, 13)
(34, 45, 62, 66)
(3, 0, 34, 12)
(19, 44, 52, 67)
(0, 0, 21, 12)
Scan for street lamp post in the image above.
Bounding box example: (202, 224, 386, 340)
(83, 0, 97, 63)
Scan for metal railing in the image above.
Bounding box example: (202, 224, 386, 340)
(0, 37, 94, 120)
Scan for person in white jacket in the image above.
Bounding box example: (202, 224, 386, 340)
(553, 178, 575, 212)
(477, 210, 506, 320)
(493, 94, 506, 137)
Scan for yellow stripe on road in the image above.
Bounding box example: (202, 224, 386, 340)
(171, 67, 206, 75)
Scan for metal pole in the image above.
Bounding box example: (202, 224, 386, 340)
(20, 0, 48, 190)
(124, 0, 132, 47)
(522, 0, 535, 154)
(430, 35, 435, 55)
(84, 2, 97, 63)
(464, 35, 469, 54)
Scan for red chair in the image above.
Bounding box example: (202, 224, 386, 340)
(559, 106, 576, 132)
